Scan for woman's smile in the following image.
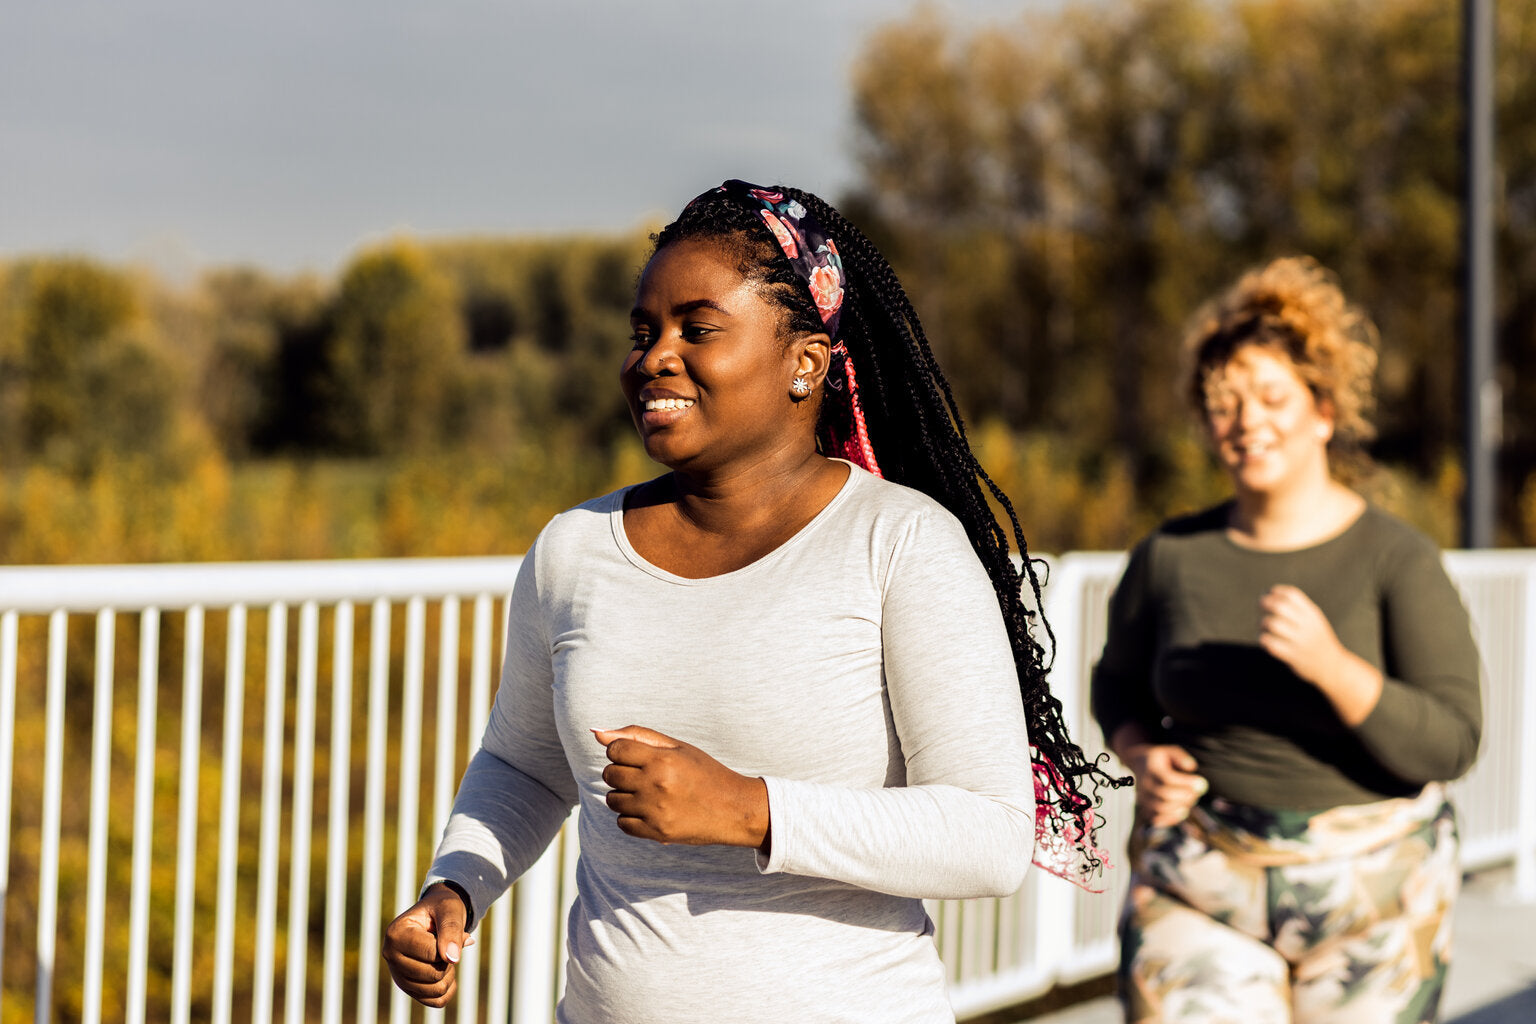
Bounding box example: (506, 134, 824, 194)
(643, 398, 695, 412)
(1229, 437, 1276, 462)
(638, 390, 697, 425)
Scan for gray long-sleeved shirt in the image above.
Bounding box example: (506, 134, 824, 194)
(426, 464, 1035, 1023)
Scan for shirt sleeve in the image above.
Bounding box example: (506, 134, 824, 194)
(1089, 537, 1164, 745)
(755, 510, 1036, 900)
(1350, 535, 1483, 783)
(424, 541, 579, 929)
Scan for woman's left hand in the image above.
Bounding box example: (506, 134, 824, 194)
(1258, 584, 1383, 725)
(593, 726, 769, 849)
(1258, 584, 1345, 685)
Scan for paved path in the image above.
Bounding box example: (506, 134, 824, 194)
(1012, 866, 1536, 1023)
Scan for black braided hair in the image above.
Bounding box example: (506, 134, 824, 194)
(653, 185, 1129, 872)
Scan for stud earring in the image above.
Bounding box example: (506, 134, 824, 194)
(791, 376, 812, 397)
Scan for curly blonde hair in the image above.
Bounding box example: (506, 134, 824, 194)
(1184, 256, 1380, 471)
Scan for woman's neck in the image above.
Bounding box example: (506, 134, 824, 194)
(665, 451, 839, 529)
(1227, 476, 1364, 551)
(624, 451, 850, 578)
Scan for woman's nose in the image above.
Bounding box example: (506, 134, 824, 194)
(642, 341, 677, 377)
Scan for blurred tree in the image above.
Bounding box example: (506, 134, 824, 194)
(18, 259, 134, 462)
(425, 233, 651, 455)
(10, 0, 1534, 559)
(10, 258, 188, 475)
(0, 263, 28, 469)
(197, 268, 324, 458)
(320, 241, 465, 455)
(850, 0, 1536, 532)
(853, 0, 1242, 485)
(1226, 0, 1464, 468)
(1494, 1, 1536, 534)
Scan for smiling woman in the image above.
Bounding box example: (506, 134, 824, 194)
(381, 179, 1122, 1024)
(1091, 257, 1483, 1024)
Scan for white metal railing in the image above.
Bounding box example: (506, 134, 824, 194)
(1, 551, 1532, 1023)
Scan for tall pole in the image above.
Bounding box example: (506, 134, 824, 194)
(1462, 0, 1497, 548)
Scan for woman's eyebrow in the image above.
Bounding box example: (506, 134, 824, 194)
(629, 297, 732, 319)
(671, 298, 731, 316)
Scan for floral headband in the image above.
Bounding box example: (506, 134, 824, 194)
(690, 180, 882, 477)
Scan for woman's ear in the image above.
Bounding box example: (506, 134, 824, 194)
(1314, 395, 1337, 442)
(793, 332, 832, 389)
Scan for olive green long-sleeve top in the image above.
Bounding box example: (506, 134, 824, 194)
(1090, 503, 1482, 809)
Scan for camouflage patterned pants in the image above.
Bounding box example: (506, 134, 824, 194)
(1118, 784, 1459, 1023)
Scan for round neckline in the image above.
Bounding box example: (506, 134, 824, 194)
(1217, 501, 1371, 556)
(610, 460, 862, 584)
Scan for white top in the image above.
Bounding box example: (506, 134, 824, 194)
(426, 463, 1035, 1023)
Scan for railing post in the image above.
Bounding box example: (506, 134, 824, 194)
(252, 603, 289, 1024)
(356, 598, 393, 1024)
(212, 603, 247, 1024)
(36, 610, 69, 1024)
(390, 597, 429, 1024)
(0, 611, 17, 1021)
(511, 840, 564, 1024)
(81, 609, 114, 1024)
(126, 608, 162, 1024)
(1036, 556, 1086, 983)
(172, 605, 206, 1024)
(1518, 565, 1536, 900)
(284, 601, 322, 1024)
(322, 601, 356, 1024)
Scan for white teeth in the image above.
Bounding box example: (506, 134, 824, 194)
(644, 398, 694, 411)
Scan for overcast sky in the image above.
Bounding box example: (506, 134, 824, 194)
(2, 1, 1042, 277)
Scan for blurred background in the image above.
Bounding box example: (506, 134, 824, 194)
(5, 2, 1536, 1021)
(3, 0, 1533, 567)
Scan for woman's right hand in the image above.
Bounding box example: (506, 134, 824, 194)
(382, 883, 474, 1007)
(1110, 725, 1208, 827)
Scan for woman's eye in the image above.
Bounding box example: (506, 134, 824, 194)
(629, 331, 652, 349)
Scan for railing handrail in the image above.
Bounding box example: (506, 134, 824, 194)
(8, 548, 1535, 614)
(0, 555, 526, 613)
